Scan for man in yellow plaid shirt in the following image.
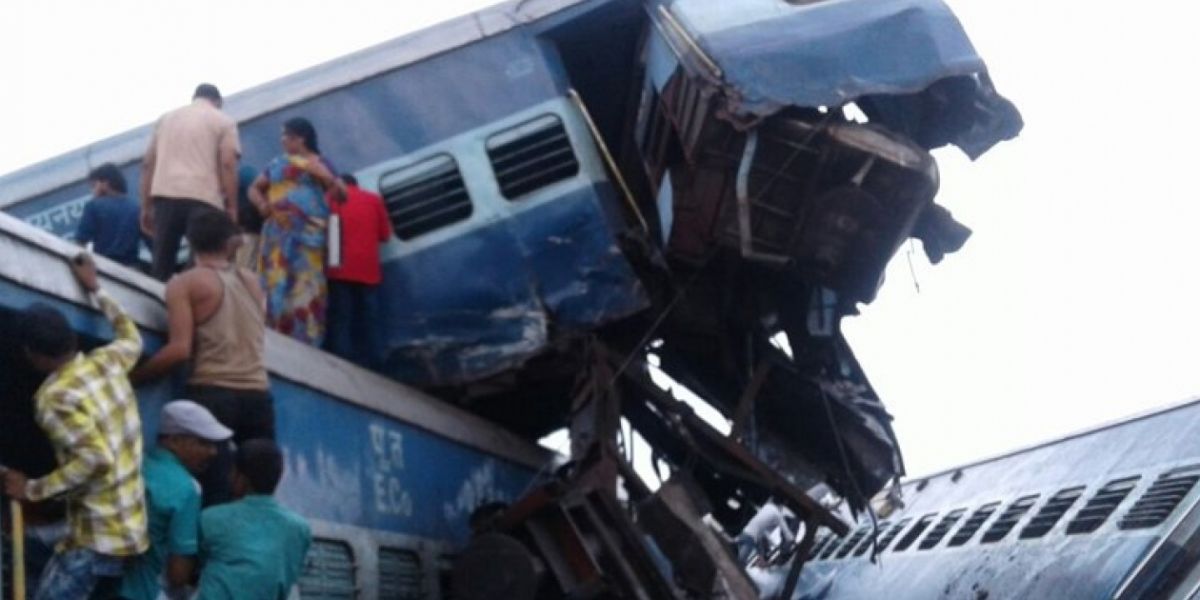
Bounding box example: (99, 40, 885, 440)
(2, 253, 149, 599)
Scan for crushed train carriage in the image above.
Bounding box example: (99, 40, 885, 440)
(0, 0, 1020, 597)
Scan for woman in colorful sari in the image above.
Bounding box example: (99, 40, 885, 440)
(248, 117, 341, 345)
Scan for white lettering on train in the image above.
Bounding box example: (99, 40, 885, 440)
(369, 423, 413, 517)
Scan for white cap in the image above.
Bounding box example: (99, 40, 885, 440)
(159, 400, 233, 442)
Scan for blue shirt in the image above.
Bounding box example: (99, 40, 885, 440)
(75, 194, 142, 265)
(197, 495, 312, 600)
(119, 447, 201, 600)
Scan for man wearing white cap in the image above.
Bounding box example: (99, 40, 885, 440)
(118, 400, 232, 600)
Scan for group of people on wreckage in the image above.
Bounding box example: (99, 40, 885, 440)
(1, 83, 393, 599)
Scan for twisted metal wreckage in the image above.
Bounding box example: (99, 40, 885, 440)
(0, 0, 1021, 597)
(441, 0, 1021, 598)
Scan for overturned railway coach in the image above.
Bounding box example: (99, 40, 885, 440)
(799, 399, 1200, 599)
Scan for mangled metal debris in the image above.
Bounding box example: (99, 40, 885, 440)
(451, 0, 1021, 596)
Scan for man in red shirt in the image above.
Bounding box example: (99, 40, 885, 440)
(325, 174, 393, 369)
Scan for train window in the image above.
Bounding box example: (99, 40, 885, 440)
(438, 554, 456, 599)
(852, 522, 886, 557)
(1020, 486, 1085, 539)
(833, 524, 871, 559)
(875, 517, 911, 552)
(299, 538, 357, 599)
(379, 154, 472, 241)
(980, 494, 1039, 544)
(1067, 476, 1140, 535)
(817, 529, 848, 560)
(378, 547, 423, 599)
(486, 114, 580, 200)
(948, 502, 1000, 547)
(892, 513, 937, 552)
(808, 532, 834, 559)
(919, 508, 966, 550)
(1118, 468, 1200, 530)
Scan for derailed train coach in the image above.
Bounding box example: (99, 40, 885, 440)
(797, 398, 1200, 600)
(0, 0, 1020, 597)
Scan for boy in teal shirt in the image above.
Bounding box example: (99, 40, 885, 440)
(196, 439, 311, 600)
(120, 400, 231, 600)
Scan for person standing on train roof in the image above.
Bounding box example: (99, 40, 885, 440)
(140, 83, 241, 281)
(249, 117, 342, 347)
(118, 400, 232, 600)
(195, 439, 311, 600)
(131, 211, 272, 507)
(2, 253, 149, 600)
(75, 163, 144, 268)
(324, 173, 393, 369)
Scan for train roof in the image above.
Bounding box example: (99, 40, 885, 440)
(664, 0, 989, 114)
(0, 0, 598, 208)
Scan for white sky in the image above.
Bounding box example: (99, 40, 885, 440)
(2, 1, 1196, 478)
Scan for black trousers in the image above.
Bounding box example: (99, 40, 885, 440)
(150, 197, 220, 281)
(183, 384, 275, 507)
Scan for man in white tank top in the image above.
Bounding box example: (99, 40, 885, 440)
(132, 211, 271, 505)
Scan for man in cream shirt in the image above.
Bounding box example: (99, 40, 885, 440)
(140, 83, 240, 281)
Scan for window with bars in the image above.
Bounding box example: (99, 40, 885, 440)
(833, 525, 871, 559)
(948, 502, 1000, 547)
(809, 532, 835, 560)
(487, 114, 580, 200)
(919, 508, 966, 550)
(980, 495, 1039, 544)
(1020, 486, 1085, 539)
(852, 523, 885, 557)
(876, 518, 912, 553)
(299, 538, 357, 599)
(893, 513, 937, 552)
(1119, 469, 1200, 530)
(379, 154, 472, 241)
(378, 547, 423, 599)
(1067, 476, 1141, 534)
(818, 530, 849, 560)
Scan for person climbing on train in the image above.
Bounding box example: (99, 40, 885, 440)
(2, 252, 149, 600)
(118, 400, 232, 600)
(140, 83, 241, 281)
(248, 117, 343, 347)
(76, 163, 144, 268)
(194, 439, 311, 600)
(131, 210, 273, 506)
(324, 173, 392, 369)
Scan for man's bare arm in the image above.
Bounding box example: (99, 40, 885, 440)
(130, 276, 194, 384)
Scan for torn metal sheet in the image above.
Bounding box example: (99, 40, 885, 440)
(380, 186, 649, 387)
